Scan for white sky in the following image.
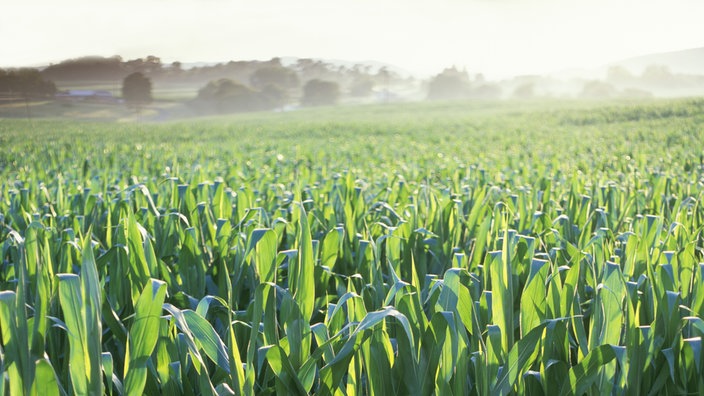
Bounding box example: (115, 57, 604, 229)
(1, 0, 703, 78)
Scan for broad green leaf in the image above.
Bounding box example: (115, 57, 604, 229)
(30, 359, 60, 396)
(79, 234, 104, 396)
(520, 259, 548, 337)
(250, 228, 278, 284)
(124, 279, 167, 396)
(291, 202, 315, 323)
(183, 310, 230, 372)
(0, 291, 28, 396)
(493, 321, 549, 395)
(263, 345, 308, 395)
(489, 245, 514, 353)
(560, 344, 618, 396)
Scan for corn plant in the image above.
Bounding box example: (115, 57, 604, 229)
(1, 98, 704, 394)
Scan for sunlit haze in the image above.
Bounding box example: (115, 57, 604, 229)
(2, 0, 703, 78)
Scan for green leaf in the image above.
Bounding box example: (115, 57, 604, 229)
(31, 359, 60, 396)
(183, 310, 230, 373)
(560, 344, 618, 396)
(263, 345, 308, 395)
(124, 279, 167, 396)
(520, 259, 548, 337)
(419, 311, 457, 395)
(319, 307, 415, 395)
(291, 203, 315, 323)
(79, 234, 104, 395)
(321, 227, 342, 270)
(57, 273, 91, 396)
(493, 321, 549, 395)
(0, 291, 29, 396)
(250, 228, 278, 284)
(489, 243, 515, 353)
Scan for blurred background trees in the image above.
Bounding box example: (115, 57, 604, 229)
(191, 78, 287, 113)
(0, 68, 56, 98)
(122, 72, 152, 109)
(302, 79, 340, 106)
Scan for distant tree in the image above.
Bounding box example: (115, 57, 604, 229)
(193, 78, 272, 113)
(295, 59, 335, 81)
(259, 83, 288, 109)
(427, 67, 471, 100)
(302, 79, 340, 106)
(121, 72, 152, 109)
(266, 57, 283, 67)
(41, 56, 125, 81)
(469, 83, 502, 99)
(641, 64, 674, 86)
(249, 66, 299, 91)
(580, 80, 617, 99)
(513, 83, 535, 99)
(0, 68, 56, 98)
(620, 88, 653, 99)
(606, 66, 634, 84)
(375, 67, 391, 83)
(125, 56, 163, 75)
(349, 77, 374, 97)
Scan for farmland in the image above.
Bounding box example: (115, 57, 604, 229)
(1, 98, 704, 395)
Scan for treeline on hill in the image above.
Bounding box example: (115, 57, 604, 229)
(0, 68, 57, 100)
(427, 67, 503, 100)
(38, 55, 407, 112)
(6, 54, 700, 115)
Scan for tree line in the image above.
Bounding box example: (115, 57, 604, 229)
(0, 69, 56, 99)
(32, 55, 407, 112)
(8, 54, 690, 112)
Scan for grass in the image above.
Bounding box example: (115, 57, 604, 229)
(1, 98, 704, 395)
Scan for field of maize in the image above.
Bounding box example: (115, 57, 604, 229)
(1, 98, 704, 395)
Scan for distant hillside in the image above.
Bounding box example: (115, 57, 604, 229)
(610, 47, 704, 75)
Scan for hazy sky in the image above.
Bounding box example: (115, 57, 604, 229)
(2, 0, 703, 78)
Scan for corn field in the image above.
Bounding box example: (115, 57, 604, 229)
(2, 99, 704, 395)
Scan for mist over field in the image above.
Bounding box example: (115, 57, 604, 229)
(2, 0, 704, 120)
(2, 46, 704, 122)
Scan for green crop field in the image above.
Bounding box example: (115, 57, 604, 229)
(1, 98, 704, 395)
